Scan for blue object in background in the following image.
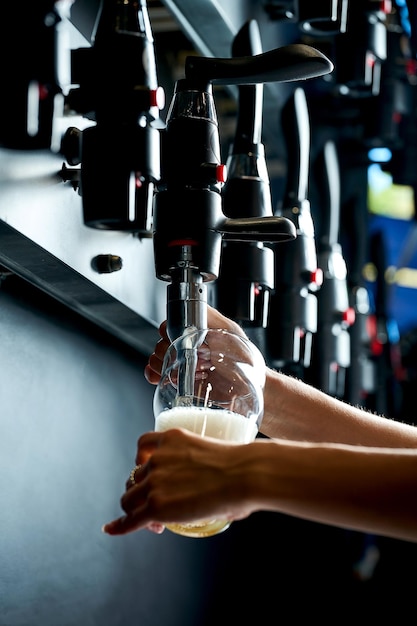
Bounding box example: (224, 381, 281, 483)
(367, 214, 417, 336)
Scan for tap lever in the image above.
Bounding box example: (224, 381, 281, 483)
(184, 43, 333, 88)
(220, 216, 296, 242)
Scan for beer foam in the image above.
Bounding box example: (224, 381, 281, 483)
(155, 406, 258, 443)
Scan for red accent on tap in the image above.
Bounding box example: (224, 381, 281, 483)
(168, 239, 199, 247)
(150, 86, 165, 110)
(367, 314, 383, 356)
(371, 338, 384, 357)
(366, 52, 376, 69)
(311, 268, 323, 287)
(406, 59, 417, 77)
(366, 314, 377, 339)
(342, 307, 356, 327)
(380, 1, 392, 14)
(38, 83, 49, 100)
(216, 164, 227, 183)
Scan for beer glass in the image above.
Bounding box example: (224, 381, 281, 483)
(153, 327, 266, 538)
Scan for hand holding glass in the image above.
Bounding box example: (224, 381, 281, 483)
(153, 327, 266, 538)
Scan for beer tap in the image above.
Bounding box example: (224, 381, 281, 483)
(264, 0, 349, 35)
(267, 87, 323, 376)
(0, 1, 72, 150)
(61, 0, 164, 235)
(331, 0, 390, 97)
(307, 140, 355, 398)
(152, 43, 333, 345)
(152, 42, 332, 400)
(217, 19, 275, 350)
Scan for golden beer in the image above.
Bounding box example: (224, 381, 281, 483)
(155, 405, 258, 538)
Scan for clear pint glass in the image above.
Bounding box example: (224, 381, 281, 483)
(153, 327, 266, 538)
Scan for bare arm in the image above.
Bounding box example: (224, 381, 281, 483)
(103, 428, 417, 543)
(248, 436, 417, 542)
(261, 367, 417, 447)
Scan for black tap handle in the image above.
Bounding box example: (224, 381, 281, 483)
(232, 18, 263, 57)
(222, 19, 271, 218)
(220, 216, 296, 242)
(185, 43, 333, 87)
(282, 86, 310, 204)
(231, 19, 264, 149)
(314, 140, 341, 248)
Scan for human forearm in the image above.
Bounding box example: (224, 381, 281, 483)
(260, 368, 417, 448)
(248, 438, 417, 543)
(103, 430, 417, 543)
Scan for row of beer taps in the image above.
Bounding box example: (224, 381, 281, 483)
(2, 0, 416, 412)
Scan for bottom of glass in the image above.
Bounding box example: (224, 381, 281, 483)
(165, 519, 231, 538)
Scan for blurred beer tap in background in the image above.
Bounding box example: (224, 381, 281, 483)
(216, 19, 275, 352)
(61, 0, 165, 235)
(330, 0, 390, 98)
(307, 139, 355, 398)
(266, 87, 323, 377)
(0, 1, 73, 151)
(330, 136, 378, 409)
(264, 0, 349, 36)
(375, 11, 417, 203)
(341, 10, 416, 408)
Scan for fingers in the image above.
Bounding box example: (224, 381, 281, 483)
(103, 510, 165, 536)
(104, 454, 166, 536)
(206, 304, 248, 339)
(102, 509, 152, 536)
(103, 430, 190, 536)
(158, 319, 169, 341)
(103, 480, 151, 536)
(144, 309, 249, 386)
(102, 429, 246, 538)
(144, 358, 162, 384)
(135, 431, 162, 466)
(144, 334, 170, 384)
